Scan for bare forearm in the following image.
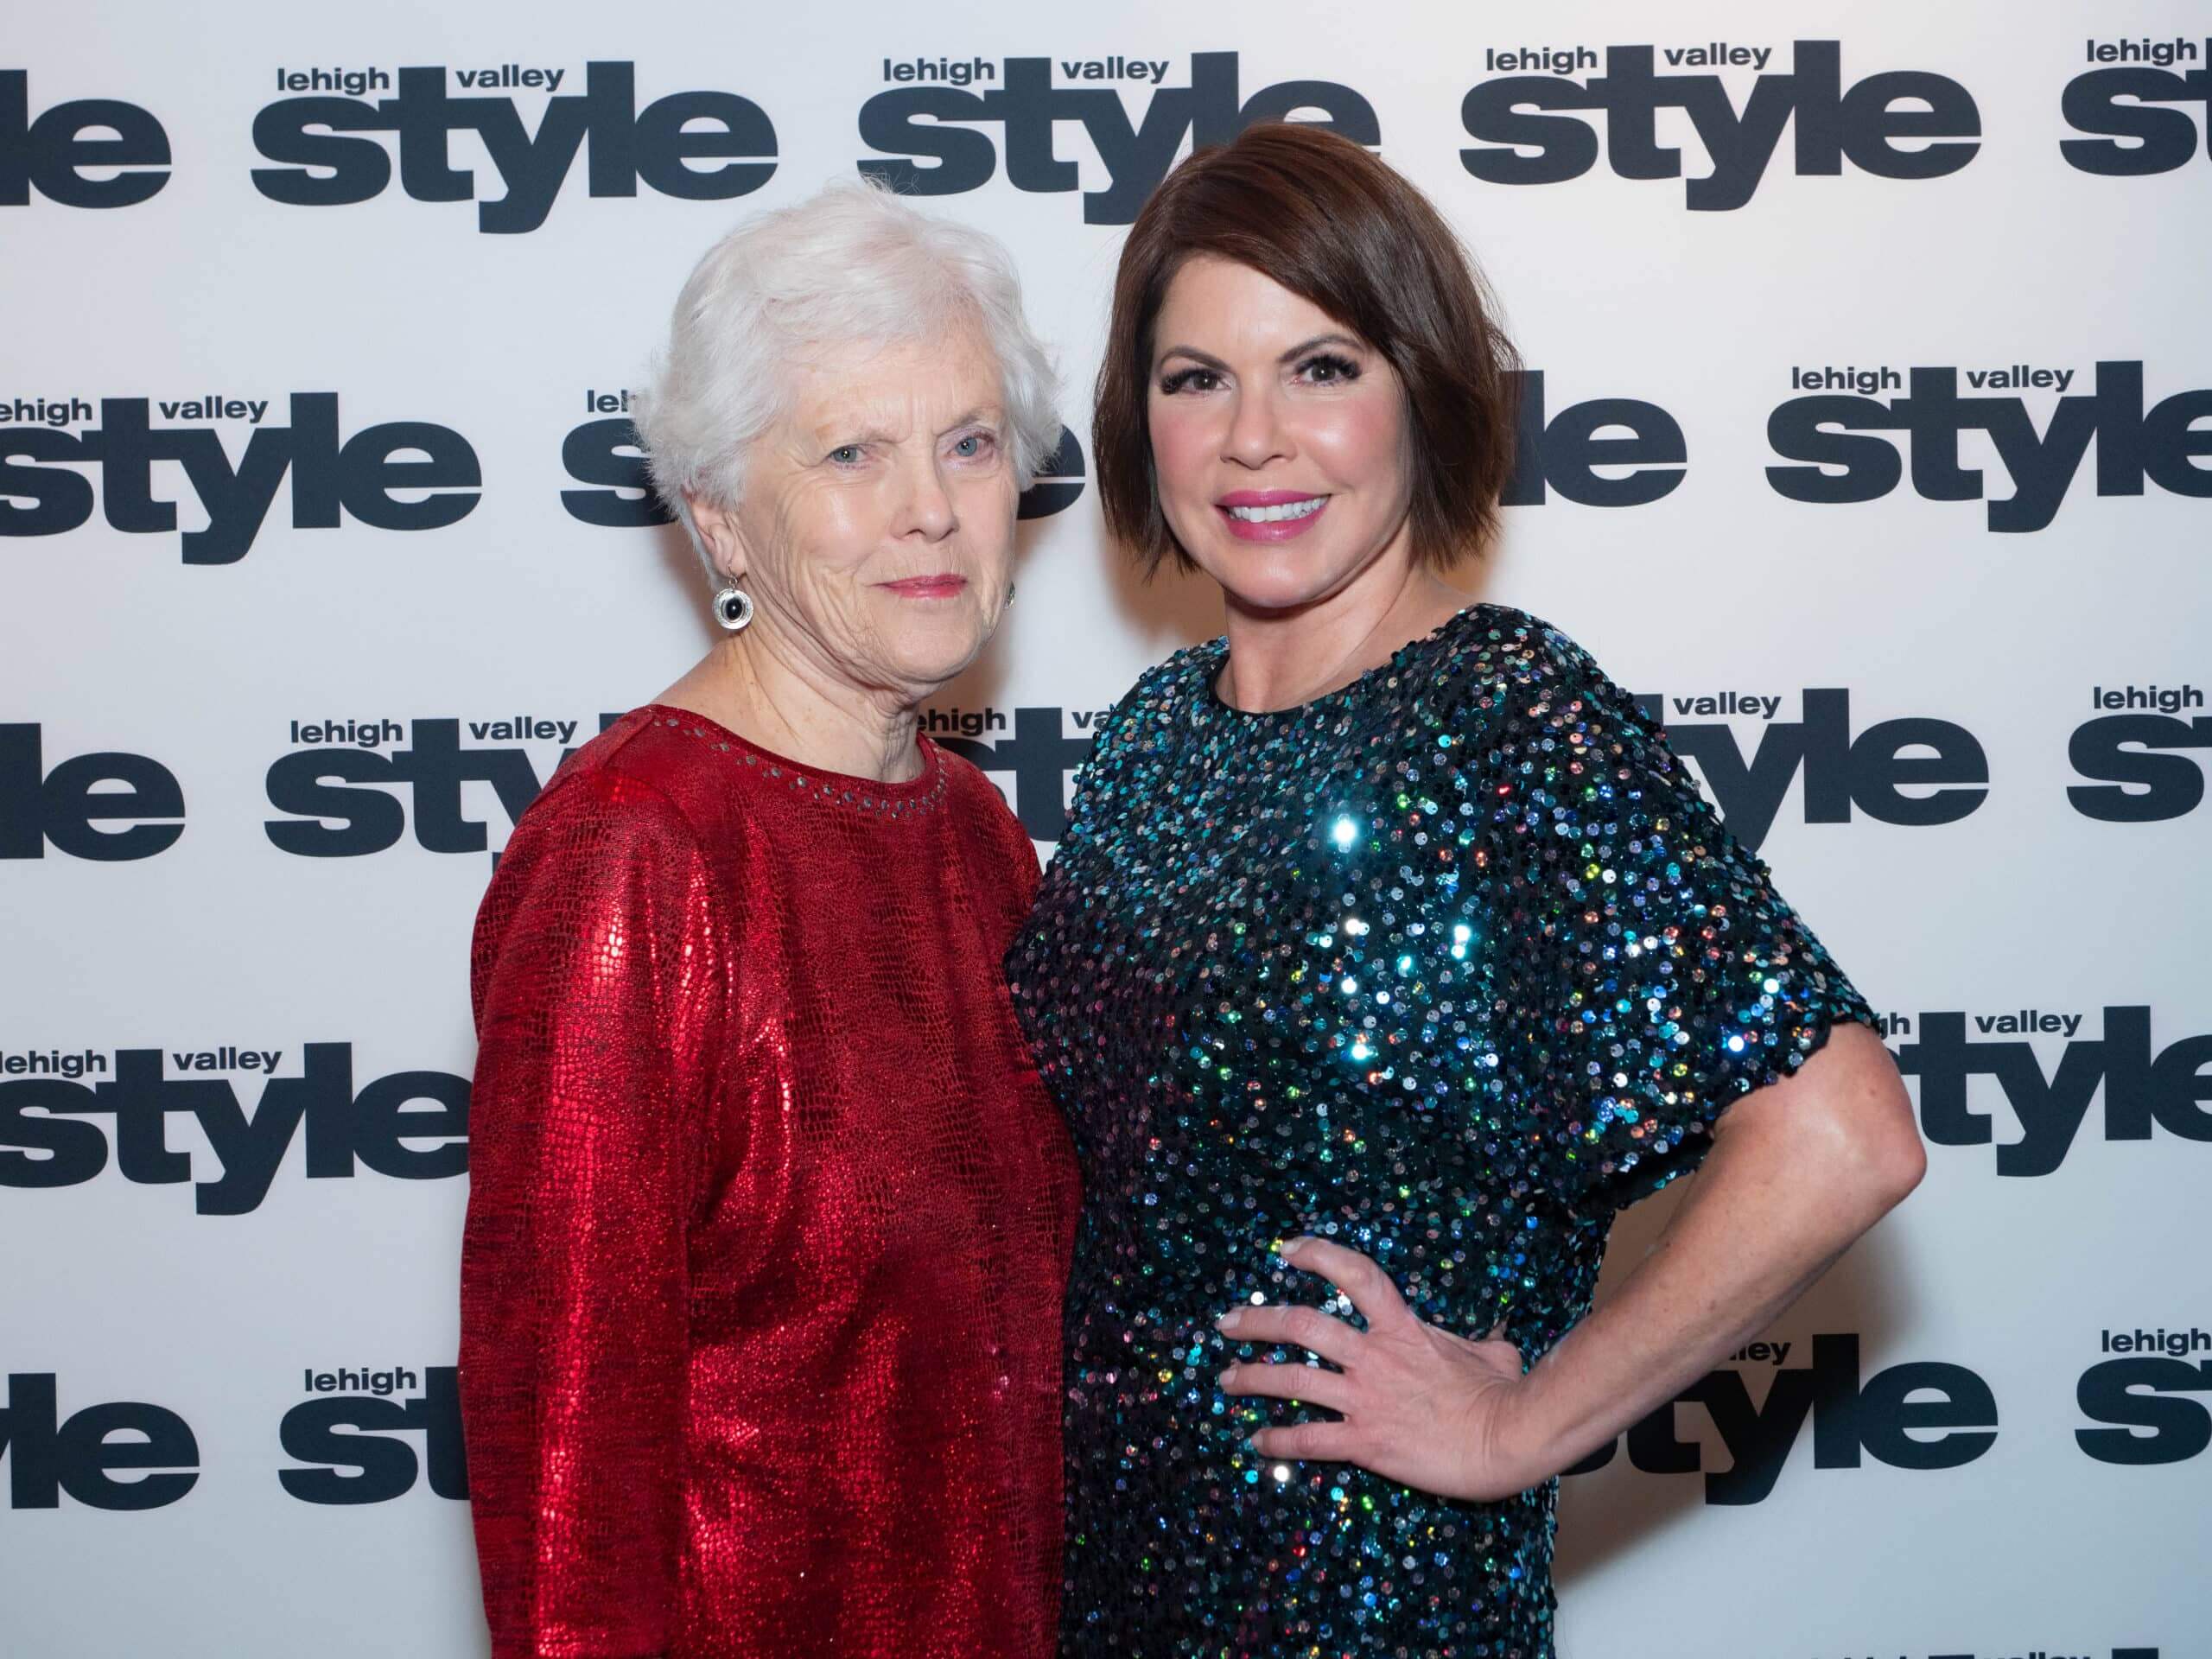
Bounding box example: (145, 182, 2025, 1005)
(1504, 1157, 1859, 1482)
(1500, 1025, 1923, 1484)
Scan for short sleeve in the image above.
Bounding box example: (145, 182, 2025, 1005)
(460, 766, 728, 1658)
(1470, 620, 1875, 1212)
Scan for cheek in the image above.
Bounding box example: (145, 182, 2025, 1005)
(1304, 394, 1410, 501)
(778, 488, 881, 582)
(1147, 400, 1217, 501)
(956, 474, 1019, 562)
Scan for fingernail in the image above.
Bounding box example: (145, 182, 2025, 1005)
(1215, 1369, 1232, 1389)
(1275, 1237, 1303, 1260)
(1214, 1310, 1240, 1332)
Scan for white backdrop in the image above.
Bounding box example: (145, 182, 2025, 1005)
(3, 3, 2207, 1656)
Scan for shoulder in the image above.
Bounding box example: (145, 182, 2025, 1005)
(1090, 639, 1222, 761)
(1442, 609, 1732, 874)
(1453, 605, 1610, 691)
(1448, 605, 1656, 739)
(500, 710, 725, 880)
(937, 742, 1037, 861)
(935, 743, 1042, 928)
(1438, 607, 1706, 830)
(473, 716, 734, 1016)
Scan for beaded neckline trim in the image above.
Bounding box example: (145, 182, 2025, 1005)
(646, 709, 948, 820)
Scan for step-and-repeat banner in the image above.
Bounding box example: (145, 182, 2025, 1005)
(3, 3, 2206, 1655)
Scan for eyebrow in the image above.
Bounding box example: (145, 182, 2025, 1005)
(937, 406, 1001, 435)
(1154, 333, 1368, 372)
(816, 407, 1003, 446)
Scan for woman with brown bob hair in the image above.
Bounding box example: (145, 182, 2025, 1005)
(1007, 124, 1923, 1656)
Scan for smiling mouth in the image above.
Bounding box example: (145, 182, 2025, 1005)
(1222, 497, 1328, 524)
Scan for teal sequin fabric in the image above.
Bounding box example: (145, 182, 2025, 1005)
(1008, 606, 1872, 1657)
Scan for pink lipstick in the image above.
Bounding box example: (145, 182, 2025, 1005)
(1216, 489, 1330, 543)
(876, 575, 969, 599)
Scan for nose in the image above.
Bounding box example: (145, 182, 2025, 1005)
(894, 448, 958, 542)
(1222, 385, 1293, 470)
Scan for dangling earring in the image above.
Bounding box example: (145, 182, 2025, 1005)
(712, 578, 754, 632)
(1004, 582, 1017, 606)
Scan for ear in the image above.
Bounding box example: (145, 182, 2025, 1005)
(685, 493, 751, 584)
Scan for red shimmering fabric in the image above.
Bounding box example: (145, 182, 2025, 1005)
(461, 705, 1077, 1659)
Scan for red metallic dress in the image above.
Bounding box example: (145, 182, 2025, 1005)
(461, 706, 1078, 1659)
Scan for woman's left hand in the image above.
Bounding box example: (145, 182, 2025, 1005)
(1215, 1235, 1546, 1503)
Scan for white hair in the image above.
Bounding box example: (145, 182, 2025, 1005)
(635, 180, 1060, 577)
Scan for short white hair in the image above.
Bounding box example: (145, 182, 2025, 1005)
(636, 181, 1060, 576)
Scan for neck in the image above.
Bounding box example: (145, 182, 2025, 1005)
(662, 621, 925, 784)
(1217, 555, 1471, 713)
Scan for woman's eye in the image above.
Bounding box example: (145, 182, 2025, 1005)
(952, 433, 994, 459)
(829, 445, 864, 465)
(1300, 353, 1360, 385)
(1160, 367, 1220, 395)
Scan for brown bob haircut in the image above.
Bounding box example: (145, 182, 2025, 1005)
(1093, 122, 1521, 575)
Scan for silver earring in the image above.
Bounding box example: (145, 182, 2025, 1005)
(712, 581, 754, 632)
(1005, 582, 1017, 606)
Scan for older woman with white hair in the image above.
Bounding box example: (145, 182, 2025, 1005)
(459, 183, 1077, 1659)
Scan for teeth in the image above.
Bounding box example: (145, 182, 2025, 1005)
(1225, 498, 1325, 523)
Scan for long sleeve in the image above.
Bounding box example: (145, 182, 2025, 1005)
(461, 767, 729, 1659)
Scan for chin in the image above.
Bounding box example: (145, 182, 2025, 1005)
(1196, 546, 1353, 615)
(885, 626, 991, 690)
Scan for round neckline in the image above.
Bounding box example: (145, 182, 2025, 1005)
(637, 703, 944, 801)
(1201, 602, 1492, 719)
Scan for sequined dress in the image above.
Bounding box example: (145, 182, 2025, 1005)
(462, 707, 1079, 1659)
(1007, 607, 1872, 1657)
